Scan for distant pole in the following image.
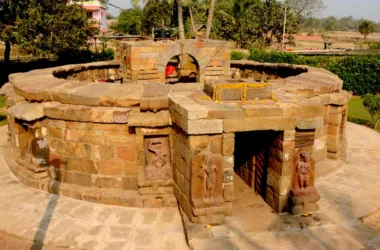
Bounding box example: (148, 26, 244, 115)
(281, 3, 288, 53)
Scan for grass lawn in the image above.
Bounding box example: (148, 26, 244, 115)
(0, 96, 7, 127)
(348, 96, 379, 132)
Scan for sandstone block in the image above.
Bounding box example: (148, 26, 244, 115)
(104, 131, 135, 146)
(267, 168, 291, 196)
(90, 107, 114, 123)
(299, 105, 324, 118)
(243, 105, 284, 117)
(128, 111, 171, 127)
(188, 135, 210, 150)
(66, 158, 80, 171)
(94, 145, 114, 160)
(210, 136, 223, 154)
(124, 161, 138, 175)
(48, 127, 65, 139)
(97, 160, 124, 176)
(268, 155, 292, 176)
(297, 117, 324, 130)
(94, 176, 122, 189)
(113, 108, 131, 123)
(208, 106, 245, 119)
(63, 105, 92, 122)
(116, 146, 136, 162)
(328, 113, 343, 126)
(122, 176, 138, 190)
(79, 159, 97, 174)
(224, 117, 296, 133)
(222, 138, 234, 155)
(183, 119, 223, 135)
(223, 183, 233, 202)
(74, 172, 92, 186)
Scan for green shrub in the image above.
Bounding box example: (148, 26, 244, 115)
(367, 42, 380, 49)
(231, 51, 247, 60)
(362, 94, 380, 128)
(246, 48, 380, 95)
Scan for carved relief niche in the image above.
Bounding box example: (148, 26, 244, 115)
(191, 152, 224, 208)
(30, 127, 49, 168)
(290, 150, 320, 215)
(144, 136, 172, 180)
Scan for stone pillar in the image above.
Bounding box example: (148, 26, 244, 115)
(327, 104, 348, 160)
(266, 131, 294, 213)
(172, 126, 232, 224)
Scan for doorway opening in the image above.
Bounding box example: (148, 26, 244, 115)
(234, 130, 281, 199)
(165, 54, 200, 84)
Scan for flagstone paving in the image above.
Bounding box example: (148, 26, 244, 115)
(0, 122, 380, 250)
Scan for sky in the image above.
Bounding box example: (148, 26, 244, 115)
(107, 0, 380, 22)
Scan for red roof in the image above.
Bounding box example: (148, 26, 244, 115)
(294, 35, 324, 42)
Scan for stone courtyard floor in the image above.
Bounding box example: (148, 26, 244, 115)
(0, 123, 379, 250)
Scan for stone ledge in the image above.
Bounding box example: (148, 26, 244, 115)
(4, 145, 177, 208)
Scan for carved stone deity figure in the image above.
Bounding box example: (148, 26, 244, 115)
(290, 151, 320, 215)
(198, 155, 218, 204)
(191, 152, 224, 208)
(145, 137, 171, 180)
(296, 152, 311, 193)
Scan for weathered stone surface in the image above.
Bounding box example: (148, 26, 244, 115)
(8, 102, 44, 121)
(297, 117, 324, 130)
(242, 105, 284, 117)
(128, 111, 171, 127)
(224, 117, 296, 133)
(183, 119, 223, 135)
(99, 84, 144, 107)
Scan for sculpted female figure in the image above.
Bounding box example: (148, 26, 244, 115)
(296, 152, 311, 193)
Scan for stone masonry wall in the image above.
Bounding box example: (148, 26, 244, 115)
(172, 125, 233, 224)
(8, 117, 138, 191)
(118, 40, 233, 84)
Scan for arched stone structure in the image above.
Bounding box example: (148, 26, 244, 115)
(118, 40, 233, 84)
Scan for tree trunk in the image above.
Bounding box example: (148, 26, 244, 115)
(205, 0, 217, 39)
(189, 6, 197, 38)
(177, 0, 185, 40)
(4, 40, 11, 64)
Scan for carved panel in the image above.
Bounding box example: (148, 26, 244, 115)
(191, 152, 224, 208)
(31, 127, 49, 167)
(144, 136, 171, 180)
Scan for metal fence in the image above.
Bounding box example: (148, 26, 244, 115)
(0, 55, 57, 63)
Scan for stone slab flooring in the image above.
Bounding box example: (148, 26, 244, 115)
(1, 123, 380, 250)
(0, 125, 189, 250)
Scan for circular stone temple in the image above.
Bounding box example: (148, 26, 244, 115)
(2, 40, 351, 224)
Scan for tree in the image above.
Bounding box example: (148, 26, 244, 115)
(112, 7, 143, 34)
(0, 0, 26, 63)
(0, 0, 98, 59)
(142, 1, 174, 34)
(287, 0, 325, 18)
(359, 20, 374, 39)
(212, 0, 299, 48)
(205, 0, 217, 39)
(131, 0, 185, 39)
(13, 0, 98, 56)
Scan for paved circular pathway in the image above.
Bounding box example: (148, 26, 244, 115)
(0, 123, 380, 250)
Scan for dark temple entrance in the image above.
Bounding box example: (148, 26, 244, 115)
(234, 131, 281, 199)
